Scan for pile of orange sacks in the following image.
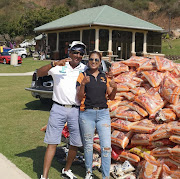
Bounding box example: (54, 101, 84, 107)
(93, 56, 180, 178)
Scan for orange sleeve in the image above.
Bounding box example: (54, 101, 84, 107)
(76, 72, 84, 86)
(106, 77, 111, 87)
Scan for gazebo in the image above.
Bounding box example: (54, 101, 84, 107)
(34, 5, 164, 60)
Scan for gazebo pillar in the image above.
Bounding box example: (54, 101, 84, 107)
(56, 32, 59, 51)
(131, 31, 136, 56)
(46, 33, 48, 47)
(80, 30, 83, 42)
(52, 32, 59, 59)
(142, 31, 147, 56)
(108, 29, 113, 55)
(95, 28, 99, 51)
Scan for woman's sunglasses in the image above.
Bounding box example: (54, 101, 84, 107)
(72, 51, 84, 56)
(89, 58, 100, 62)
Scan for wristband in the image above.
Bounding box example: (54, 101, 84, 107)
(51, 61, 55, 67)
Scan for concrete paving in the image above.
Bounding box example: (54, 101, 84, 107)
(0, 71, 34, 76)
(0, 153, 31, 179)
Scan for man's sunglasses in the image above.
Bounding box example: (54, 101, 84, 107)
(89, 58, 100, 62)
(72, 51, 84, 56)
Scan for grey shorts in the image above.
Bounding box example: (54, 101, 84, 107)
(44, 103, 82, 147)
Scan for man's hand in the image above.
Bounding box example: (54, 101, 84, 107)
(55, 58, 72, 66)
(81, 73, 90, 86)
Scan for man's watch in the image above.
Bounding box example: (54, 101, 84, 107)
(51, 61, 56, 67)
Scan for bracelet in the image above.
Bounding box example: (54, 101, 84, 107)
(51, 61, 56, 67)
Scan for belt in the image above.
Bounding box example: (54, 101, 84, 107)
(54, 101, 80, 108)
(85, 107, 107, 110)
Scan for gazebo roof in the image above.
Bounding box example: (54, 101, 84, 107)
(34, 5, 163, 32)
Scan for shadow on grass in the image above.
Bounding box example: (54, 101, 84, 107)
(16, 146, 48, 178)
(15, 146, 96, 178)
(23, 100, 52, 111)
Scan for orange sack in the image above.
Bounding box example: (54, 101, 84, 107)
(155, 108, 177, 123)
(135, 87, 165, 115)
(158, 157, 180, 170)
(169, 135, 180, 145)
(160, 72, 180, 105)
(170, 103, 180, 118)
(111, 118, 137, 131)
(126, 101, 148, 117)
(151, 146, 171, 157)
(130, 119, 155, 134)
(151, 139, 174, 148)
(121, 56, 148, 67)
(118, 151, 140, 163)
(111, 130, 133, 149)
(155, 56, 175, 71)
(115, 107, 143, 122)
(93, 143, 101, 153)
(169, 145, 180, 156)
(138, 58, 156, 71)
(111, 61, 129, 75)
(131, 133, 151, 146)
(141, 70, 165, 87)
(138, 154, 162, 179)
(161, 164, 180, 179)
(130, 87, 146, 96)
(150, 123, 171, 141)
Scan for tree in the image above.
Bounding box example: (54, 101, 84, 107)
(18, 6, 70, 37)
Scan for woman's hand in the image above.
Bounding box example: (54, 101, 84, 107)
(109, 78, 117, 89)
(106, 68, 113, 79)
(107, 78, 117, 100)
(81, 73, 90, 86)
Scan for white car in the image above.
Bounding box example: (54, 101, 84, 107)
(8, 48, 27, 58)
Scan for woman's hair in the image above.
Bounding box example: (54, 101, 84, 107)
(89, 51, 102, 61)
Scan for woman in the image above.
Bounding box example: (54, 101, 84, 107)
(76, 51, 117, 179)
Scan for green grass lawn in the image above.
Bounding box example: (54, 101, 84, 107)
(0, 57, 51, 73)
(162, 38, 180, 56)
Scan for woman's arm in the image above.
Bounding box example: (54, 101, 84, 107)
(76, 83, 86, 101)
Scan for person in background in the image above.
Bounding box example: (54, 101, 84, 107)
(38, 41, 87, 179)
(40, 51, 46, 60)
(76, 51, 117, 179)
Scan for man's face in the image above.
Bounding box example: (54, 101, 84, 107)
(69, 50, 84, 66)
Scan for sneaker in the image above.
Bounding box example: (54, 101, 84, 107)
(40, 175, 49, 179)
(85, 172, 94, 179)
(61, 168, 77, 179)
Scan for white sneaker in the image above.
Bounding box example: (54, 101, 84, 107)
(40, 175, 49, 179)
(85, 172, 94, 179)
(61, 168, 77, 179)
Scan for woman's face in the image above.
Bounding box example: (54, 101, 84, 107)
(88, 53, 101, 70)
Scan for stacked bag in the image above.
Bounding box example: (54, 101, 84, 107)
(93, 56, 180, 179)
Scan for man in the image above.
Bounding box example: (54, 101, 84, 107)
(38, 41, 87, 179)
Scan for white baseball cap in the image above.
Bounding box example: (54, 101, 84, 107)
(69, 41, 86, 51)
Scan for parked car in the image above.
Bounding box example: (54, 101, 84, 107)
(0, 52, 22, 64)
(25, 59, 111, 104)
(8, 48, 27, 58)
